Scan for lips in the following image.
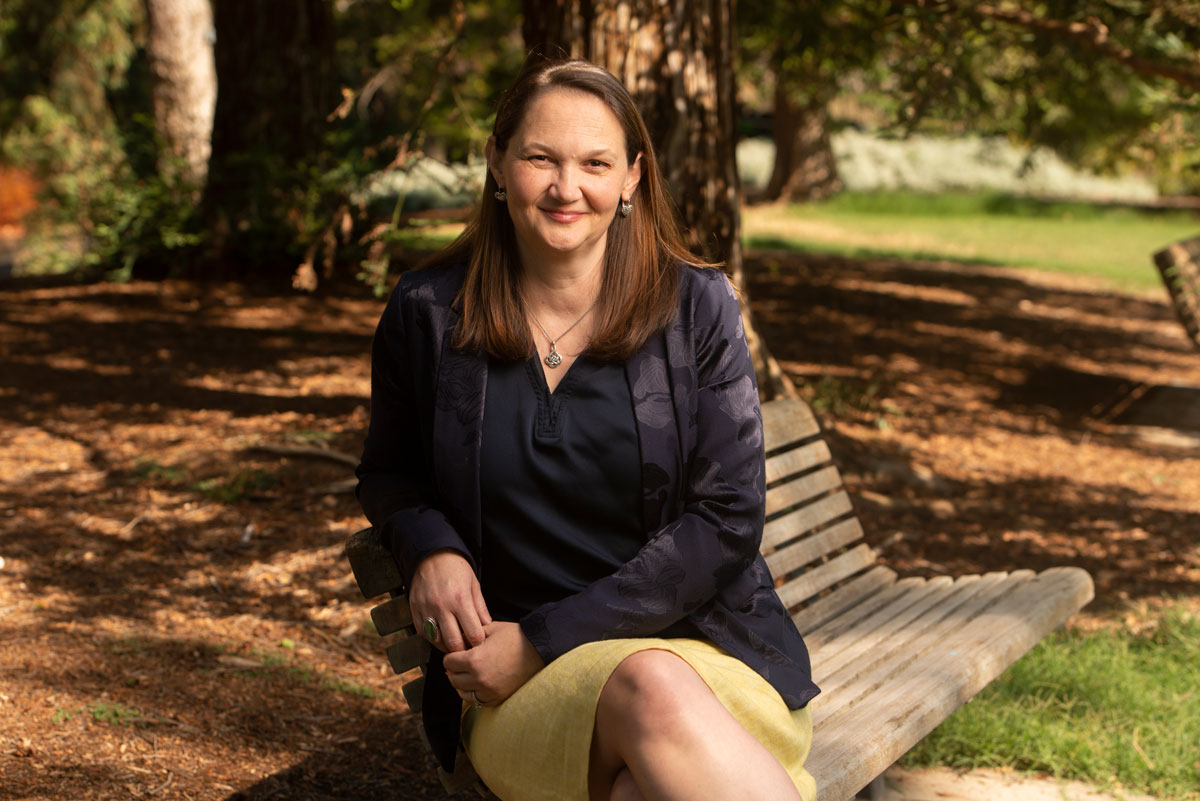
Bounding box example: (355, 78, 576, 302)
(542, 208, 586, 223)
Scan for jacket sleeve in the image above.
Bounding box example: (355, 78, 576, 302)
(355, 281, 475, 590)
(519, 270, 765, 663)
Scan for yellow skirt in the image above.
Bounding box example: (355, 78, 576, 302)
(461, 638, 816, 801)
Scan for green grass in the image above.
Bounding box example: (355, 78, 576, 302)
(744, 191, 1200, 292)
(901, 606, 1200, 801)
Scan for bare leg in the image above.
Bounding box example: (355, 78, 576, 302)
(587, 650, 803, 801)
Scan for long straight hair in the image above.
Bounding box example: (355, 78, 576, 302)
(444, 57, 714, 362)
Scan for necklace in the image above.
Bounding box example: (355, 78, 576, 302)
(525, 297, 598, 368)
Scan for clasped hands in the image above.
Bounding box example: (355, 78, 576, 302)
(409, 550, 543, 708)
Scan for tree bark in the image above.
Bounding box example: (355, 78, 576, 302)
(522, 0, 797, 399)
(143, 0, 217, 191)
(764, 80, 842, 203)
(201, 0, 336, 276)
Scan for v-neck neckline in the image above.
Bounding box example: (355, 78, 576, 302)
(526, 349, 590, 398)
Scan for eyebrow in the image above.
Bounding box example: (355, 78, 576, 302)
(523, 142, 618, 160)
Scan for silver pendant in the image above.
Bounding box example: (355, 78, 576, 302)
(544, 348, 563, 368)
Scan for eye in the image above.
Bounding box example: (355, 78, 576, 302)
(527, 154, 551, 164)
(584, 159, 612, 171)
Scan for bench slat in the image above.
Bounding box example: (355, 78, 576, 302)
(765, 440, 832, 485)
(763, 400, 820, 451)
(345, 527, 404, 599)
(766, 515, 861, 579)
(402, 675, 425, 714)
(765, 465, 843, 517)
(805, 567, 1093, 801)
(763, 491, 857, 554)
(814, 574, 990, 684)
(371, 596, 414, 636)
(812, 572, 1024, 720)
(387, 634, 432, 675)
(792, 566, 897, 636)
(777, 543, 875, 610)
(802, 576, 930, 651)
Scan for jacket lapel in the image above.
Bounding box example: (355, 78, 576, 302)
(432, 312, 487, 566)
(626, 331, 683, 534)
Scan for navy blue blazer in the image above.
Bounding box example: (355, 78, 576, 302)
(356, 261, 820, 769)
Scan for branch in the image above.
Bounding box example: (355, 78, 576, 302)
(898, 0, 1200, 93)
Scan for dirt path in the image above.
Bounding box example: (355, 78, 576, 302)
(1, 252, 1197, 799)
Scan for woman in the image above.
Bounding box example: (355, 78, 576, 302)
(356, 57, 819, 801)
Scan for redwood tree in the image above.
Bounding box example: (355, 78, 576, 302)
(522, 0, 796, 398)
(201, 0, 337, 276)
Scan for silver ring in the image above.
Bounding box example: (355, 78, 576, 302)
(471, 690, 484, 709)
(422, 616, 440, 643)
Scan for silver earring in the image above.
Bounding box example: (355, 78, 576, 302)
(619, 199, 633, 217)
(494, 189, 507, 202)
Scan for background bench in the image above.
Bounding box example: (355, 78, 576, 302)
(346, 397, 1094, 800)
(1154, 235, 1200, 350)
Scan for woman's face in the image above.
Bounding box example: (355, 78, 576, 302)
(487, 88, 642, 270)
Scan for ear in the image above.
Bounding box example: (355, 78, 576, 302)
(622, 152, 644, 201)
(485, 136, 504, 188)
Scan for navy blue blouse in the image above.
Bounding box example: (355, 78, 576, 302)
(479, 354, 647, 621)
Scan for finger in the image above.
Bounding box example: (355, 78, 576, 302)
(460, 609, 486, 649)
(412, 608, 449, 653)
(438, 613, 466, 653)
(473, 585, 492, 627)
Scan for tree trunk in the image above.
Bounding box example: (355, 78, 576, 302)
(200, 0, 336, 277)
(143, 0, 217, 191)
(522, 0, 797, 399)
(764, 80, 842, 203)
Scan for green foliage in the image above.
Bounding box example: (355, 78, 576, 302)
(740, 1, 1200, 194)
(0, 0, 201, 277)
(191, 469, 278, 503)
(88, 702, 145, 726)
(902, 606, 1200, 801)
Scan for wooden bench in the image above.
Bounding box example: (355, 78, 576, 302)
(346, 397, 1094, 801)
(1154, 235, 1200, 350)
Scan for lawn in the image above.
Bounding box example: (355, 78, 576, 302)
(902, 602, 1200, 801)
(743, 191, 1200, 293)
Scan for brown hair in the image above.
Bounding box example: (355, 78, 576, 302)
(442, 57, 714, 361)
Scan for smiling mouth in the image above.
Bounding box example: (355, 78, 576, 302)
(542, 209, 586, 223)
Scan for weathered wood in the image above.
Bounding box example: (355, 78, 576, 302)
(371, 596, 414, 636)
(763, 399, 821, 450)
(386, 634, 431, 675)
(766, 515, 861, 579)
(806, 567, 1093, 801)
(792, 566, 897, 636)
(345, 527, 404, 599)
(802, 576, 927, 650)
(765, 465, 843, 517)
(765, 440, 833, 484)
(776, 543, 875, 610)
(813, 573, 1028, 719)
(814, 575, 988, 685)
(1153, 236, 1200, 349)
(402, 675, 425, 714)
(763, 494, 858, 556)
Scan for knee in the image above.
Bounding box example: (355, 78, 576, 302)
(596, 650, 701, 738)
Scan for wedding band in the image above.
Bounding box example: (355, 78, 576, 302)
(472, 690, 484, 709)
(422, 616, 440, 643)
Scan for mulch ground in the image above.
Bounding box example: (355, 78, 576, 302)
(2, 250, 1198, 800)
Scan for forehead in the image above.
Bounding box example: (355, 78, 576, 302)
(510, 87, 628, 152)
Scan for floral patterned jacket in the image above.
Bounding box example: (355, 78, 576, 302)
(356, 261, 820, 769)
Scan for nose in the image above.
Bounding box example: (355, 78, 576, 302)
(549, 165, 582, 203)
